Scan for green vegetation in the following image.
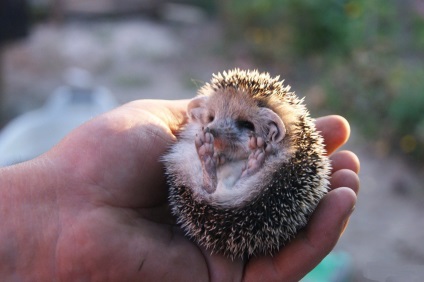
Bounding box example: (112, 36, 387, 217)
(218, 0, 424, 163)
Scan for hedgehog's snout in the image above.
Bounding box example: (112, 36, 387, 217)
(207, 118, 236, 138)
(207, 126, 218, 137)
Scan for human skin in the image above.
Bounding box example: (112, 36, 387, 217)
(0, 99, 360, 281)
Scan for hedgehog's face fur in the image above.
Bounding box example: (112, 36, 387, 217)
(188, 87, 286, 162)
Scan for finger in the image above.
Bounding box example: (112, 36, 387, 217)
(157, 99, 190, 134)
(330, 150, 360, 174)
(244, 188, 356, 282)
(330, 169, 360, 195)
(124, 99, 190, 135)
(315, 116, 350, 155)
(200, 249, 244, 282)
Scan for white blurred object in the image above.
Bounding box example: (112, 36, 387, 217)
(161, 3, 207, 24)
(0, 68, 118, 166)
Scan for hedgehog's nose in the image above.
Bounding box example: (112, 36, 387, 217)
(208, 118, 234, 138)
(208, 127, 218, 137)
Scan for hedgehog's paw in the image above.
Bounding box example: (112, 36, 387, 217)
(195, 127, 215, 159)
(241, 148, 266, 177)
(242, 136, 267, 177)
(196, 127, 218, 193)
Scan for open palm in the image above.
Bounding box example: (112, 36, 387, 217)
(42, 99, 359, 281)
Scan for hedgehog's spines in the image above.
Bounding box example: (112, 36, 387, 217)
(206, 69, 295, 101)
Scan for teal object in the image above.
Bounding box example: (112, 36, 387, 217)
(302, 252, 353, 282)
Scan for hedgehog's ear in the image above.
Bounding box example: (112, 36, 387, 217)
(259, 108, 286, 143)
(188, 96, 209, 122)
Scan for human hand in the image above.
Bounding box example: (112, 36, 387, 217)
(0, 100, 359, 281)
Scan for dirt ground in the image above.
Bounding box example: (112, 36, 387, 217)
(2, 18, 424, 281)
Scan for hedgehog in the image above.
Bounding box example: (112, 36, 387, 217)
(162, 69, 331, 260)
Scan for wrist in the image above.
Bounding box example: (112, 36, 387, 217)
(0, 157, 60, 280)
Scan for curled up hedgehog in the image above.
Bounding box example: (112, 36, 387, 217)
(162, 69, 331, 260)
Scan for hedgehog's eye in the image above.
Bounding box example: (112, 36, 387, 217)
(236, 120, 255, 131)
(208, 114, 214, 123)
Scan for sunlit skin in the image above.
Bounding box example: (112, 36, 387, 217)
(0, 99, 359, 281)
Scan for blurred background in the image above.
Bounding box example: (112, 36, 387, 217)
(1, 0, 424, 281)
